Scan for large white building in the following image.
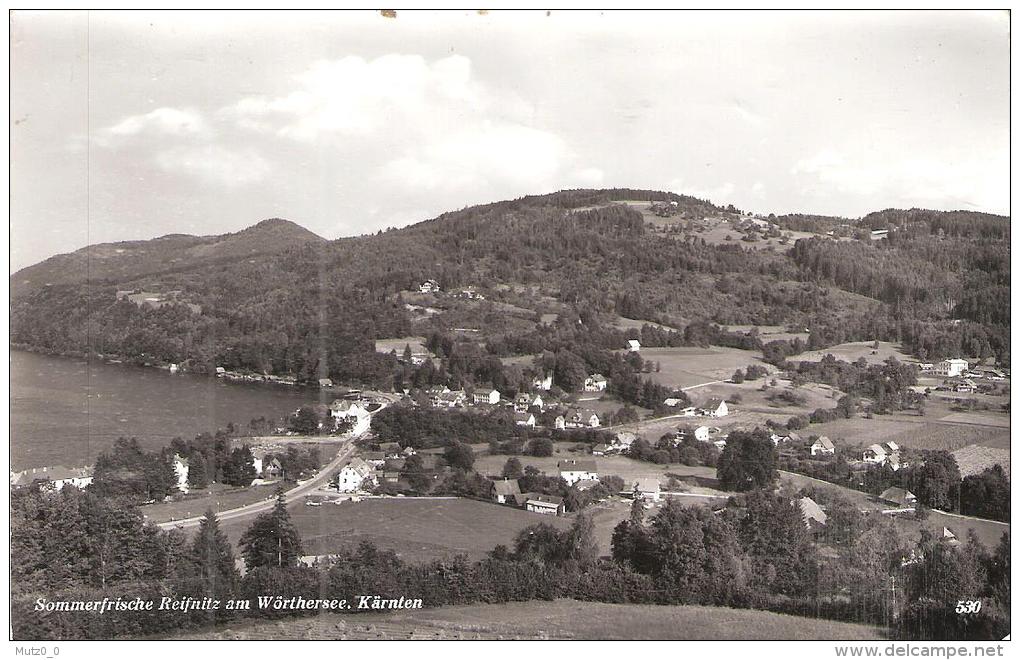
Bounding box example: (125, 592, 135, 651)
(337, 458, 375, 492)
(932, 358, 969, 378)
(330, 400, 372, 435)
(558, 459, 599, 486)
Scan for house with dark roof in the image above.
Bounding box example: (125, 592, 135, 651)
(699, 398, 729, 417)
(524, 493, 564, 516)
(879, 487, 917, 508)
(491, 478, 522, 505)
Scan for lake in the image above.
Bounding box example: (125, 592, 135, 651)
(10, 350, 328, 470)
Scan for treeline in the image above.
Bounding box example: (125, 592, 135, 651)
(11, 484, 1009, 641)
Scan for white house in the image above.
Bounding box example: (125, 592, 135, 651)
(933, 358, 969, 378)
(810, 436, 836, 456)
(613, 432, 638, 451)
(172, 455, 190, 493)
(12, 466, 95, 491)
(337, 458, 375, 493)
(663, 397, 685, 407)
(530, 394, 545, 411)
(863, 443, 887, 464)
(472, 389, 501, 405)
(699, 398, 728, 418)
(419, 279, 441, 293)
(554, 415, 567, 430)
(532, 374, 553, 391)
(627, 339, 641, 352)
(514, 412, 536, 428)
(330, 400, 372, 435)
(584, 374, 608, 392)
(694, 425, 712, 442)
(633, 478, 661, 502)
(565, 409, 600, 429)
(525, 494, 564, 516)
(558, 459, 599, 486)
(491, 478, 521, 505)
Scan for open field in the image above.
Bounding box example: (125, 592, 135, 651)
(613, 316, 682, 333)
(374, 336, 429, 355)
(218, 497, 570, 564)
(639, 345, 766, 389)
(808, 417, 1011, 453)
(793, 341, 916, 366)
(141, 483, 282, 523)
(172, 597, 886, 640)
(721, 324, 810, 344)
(500, 353, 541, 368)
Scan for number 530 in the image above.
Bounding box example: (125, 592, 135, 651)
(956, 600, 982, 614)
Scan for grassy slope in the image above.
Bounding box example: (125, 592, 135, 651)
(170, 598, 886, 640)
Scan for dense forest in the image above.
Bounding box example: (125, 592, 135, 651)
(10, 189, 1011, 380)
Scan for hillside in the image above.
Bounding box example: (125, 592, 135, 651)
(9, 189, 1011, 382)
(10, 217, 325, 298)
(169, 598, 886, 640)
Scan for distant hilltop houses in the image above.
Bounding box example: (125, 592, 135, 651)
(11, 465, 94, 491)
(418, 279, 485, 300)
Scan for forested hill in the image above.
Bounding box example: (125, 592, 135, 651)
(9, 188, 1011, 381)
(10, 217, 325, 298)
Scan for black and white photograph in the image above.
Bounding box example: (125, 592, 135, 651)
(6, 8, 1012, 650)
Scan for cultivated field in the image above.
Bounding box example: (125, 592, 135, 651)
(218, 497, 570, 563)
(793, 341, 916, 366)
(172, 598, 886, 640)
(374, 336, 430, 356)
(639, 345, 767, 389)
(141, 483, 282, 524)
(613, 316, 682, 333)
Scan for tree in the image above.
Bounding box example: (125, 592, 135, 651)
(400, 454, 431, 493)
(187, 452, 210, 490)
(189, 509, 239, 597)
(527, 437, 554, 457)
(238, 491, 304, 570)
(289, 406, 321, 435)
(222, 445, 258, 487)
(501, 457, 524, 479)
(716, 429, 778, 492)
(443, 441, 475, 471)
(906, 451, 961, 511)
(739, 490, 815, 597)
(731, 369, 745, 384)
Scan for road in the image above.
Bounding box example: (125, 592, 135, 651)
(157, 395, 395, 531)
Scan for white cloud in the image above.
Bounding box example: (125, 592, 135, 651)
(107, 107, 210, 138)
(229, 53, 598, 198)
(155, 145, 270, 186)
(791, 149, 1009, 213)
(667, 178, 737, 204)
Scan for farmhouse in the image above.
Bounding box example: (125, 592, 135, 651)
(627, 339, 641, 352)
(533, 374, 553, 391)
(262, 457, 283, 480)
(932, 358, 969, 378)
(434, 390, 466, 408)
(10, 465, 94, 491)
(419, 279, 441, 293)
(592, 443, 611, 456)
(490, 478, 522, 505)
(633, 478, 661, 502)
(337, 458, 375, 493)
(330, 400, 372, 435)
(584, 374, 608, 392)
(524, 493, 565, 516)
(699, 398, 728, 417)
(362, 452, 386, 467)
(566, 409, 600, 429)
(514, 412, 536, 428)
(863, 442, 901, 468)
(378, 442, 403, 458)
(558, 459, 599, 486)
(554, 415, 567, 430)
(810, 436, 835, 456)
(797, 496, 828, 530)
(879, 487, 917, 508)
(613, 432, 638, 451)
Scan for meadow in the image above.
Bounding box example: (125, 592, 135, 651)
(638, 345, 766, 389)
(173, 598, 887, 640)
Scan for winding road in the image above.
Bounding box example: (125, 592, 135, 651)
(157, 394, 397, 531)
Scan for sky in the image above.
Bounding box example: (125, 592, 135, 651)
(10, 9, 1010, 272)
